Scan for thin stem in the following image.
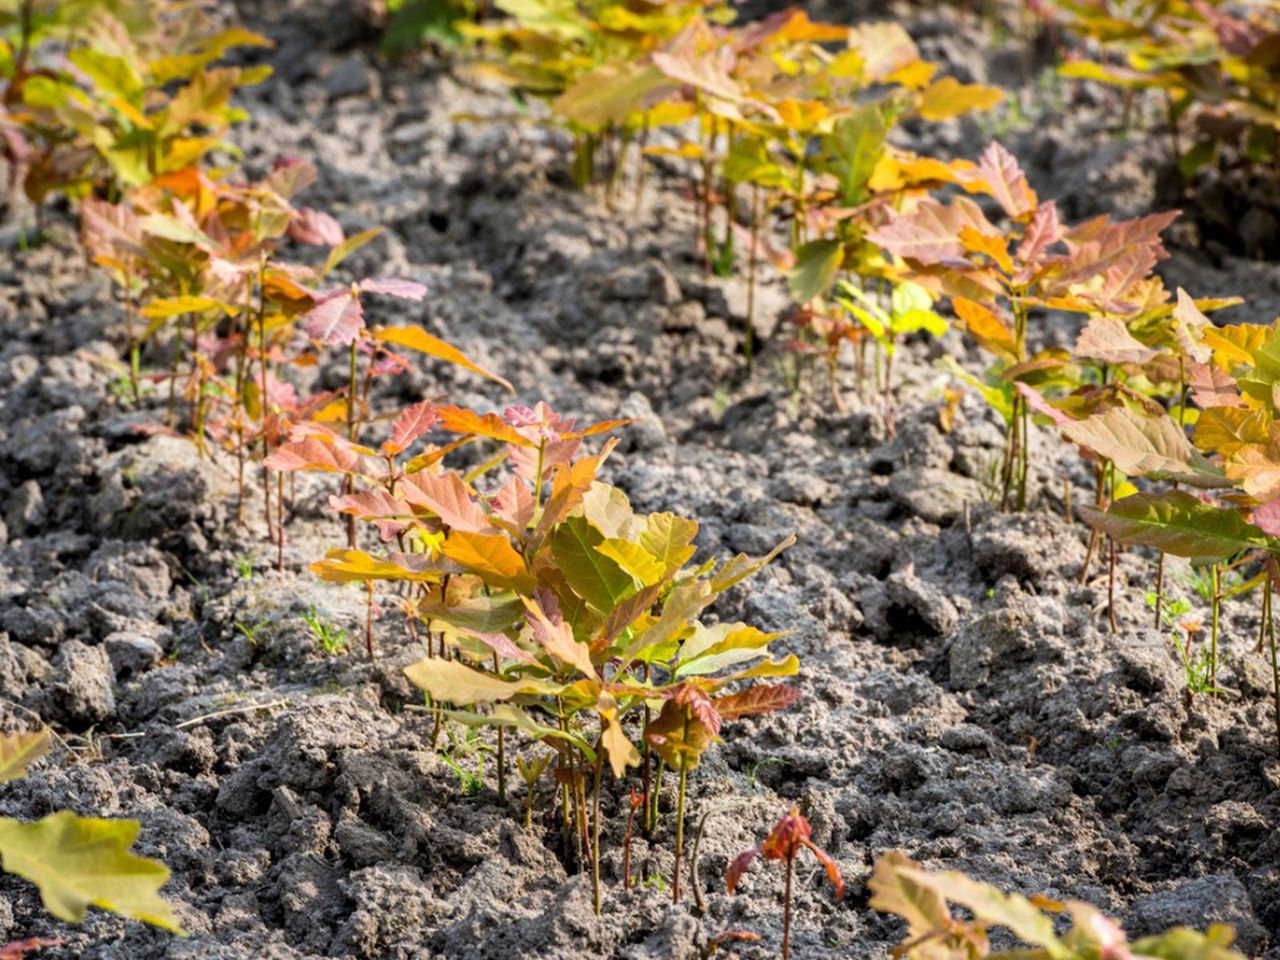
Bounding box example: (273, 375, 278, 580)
(745, 182, 760, 366)
(258, 259, 272, 544)
(494, 652, 506, 805)
(277, 470, 285, 573)
(783, 854, 794, 960)
(533, 439, 547, 512)
(1267, 581, 1279, 755)
(623, 794, 636, 889)
(591, 749, 603, 916)
(346, 339, 359, 550)
(672, 761, 688, 904)
(1211, 563, 1220, 692)
(649, 756, 665, 835)
(1154, 554, 1166, 630)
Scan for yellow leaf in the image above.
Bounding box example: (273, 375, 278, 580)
(598, 694, 640, 778)
(311, 549, 441, 583)
(374, 325, 512, 392)
(596, 538, 665, 587)
(0, 729, 49, 783)
(959, 227, 1013, 274)
(403, 657, 563, 705)
(0, 811, 182, 932)
(884, 59, 938, 90)
(916, 77, 1004, 121)
(141, 296, 235, 319)
(953, 297, 1017, 362)
(440, 531, 535, 592)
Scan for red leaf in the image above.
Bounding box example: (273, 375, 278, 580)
(1188, 362, 1244, 409)
(304, 292, 364, 346)
(290, 207, 345, 246)
(726, 847, 758, 894)
(382, 400, 439, 456)
(264, 436, 366, 474)
(0, 939, 62, 960)
(970, 141, 1036, 219)
(712, 684, 802, 721)
(359, 278, 428, 300)
(1254, 500, 1280, 538)
(1015, 382, 1072, 427)
(399, 469, 497, 534)
(800, 838, 846, 900)
(1015, 200, 1062, 266)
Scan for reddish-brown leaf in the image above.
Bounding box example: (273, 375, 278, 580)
(712, 684, 802, 720)
(264, 436, 366, 475)
(398, 469, 496, 534)
(382, 400, 439, 456)
(726, 848, 759, 894)
(968, 141, 1036, 219)
(870, 196, 997, 266)
(304, 291, 363, 346)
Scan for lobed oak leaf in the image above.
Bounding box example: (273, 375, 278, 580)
(382, 400, 440, 456)
(398, 469, 497, 535)
(711, 684, 802, 721)
(403, 657, 562, 705)
(264, 435, 368, 475)
(289, 207, 344, 246)
(304, 290, 364, 346)
(439, 530, 535, 592)
(311, 549, 442, 583)
(1188, 363, 1245, 409)
(868, 850, 953, 943)
(1074, 315, 1158, 365)
(1016, 200, 1064, 266)
(1060, 406, 1229, 488)
(953, 297, 1018, 362)
(917, 78, 1004, 122)
(966, 141, 1036, 218)
(1079, 491, 1272, 561)
(870, 196, 998, 266)
(0, 812, 182, 933)
(523, 595, 596, 678)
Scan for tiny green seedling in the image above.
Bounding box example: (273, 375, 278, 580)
(235, 554, 254, 580)
(234, 619, 270, 645)
(301, 604, 348, 656)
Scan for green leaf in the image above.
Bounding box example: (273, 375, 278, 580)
(676, 623, 787, 677)
(1080, 491, 1274, 561)
(0, 811, 182, 932)
(444, 704, 594, 756)
(820, 107, 888, 204)
(322, 227, 384, 276)
(548, 516, 635, 612)
(596, 539, 665, 587)
(788, 239, 843, 303)
(1129, 924, 1244, 959)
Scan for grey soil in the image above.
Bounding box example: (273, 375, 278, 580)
(1, 1, 1279, 957)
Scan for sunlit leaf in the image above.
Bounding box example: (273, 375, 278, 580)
(0, 813, 182, 933)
